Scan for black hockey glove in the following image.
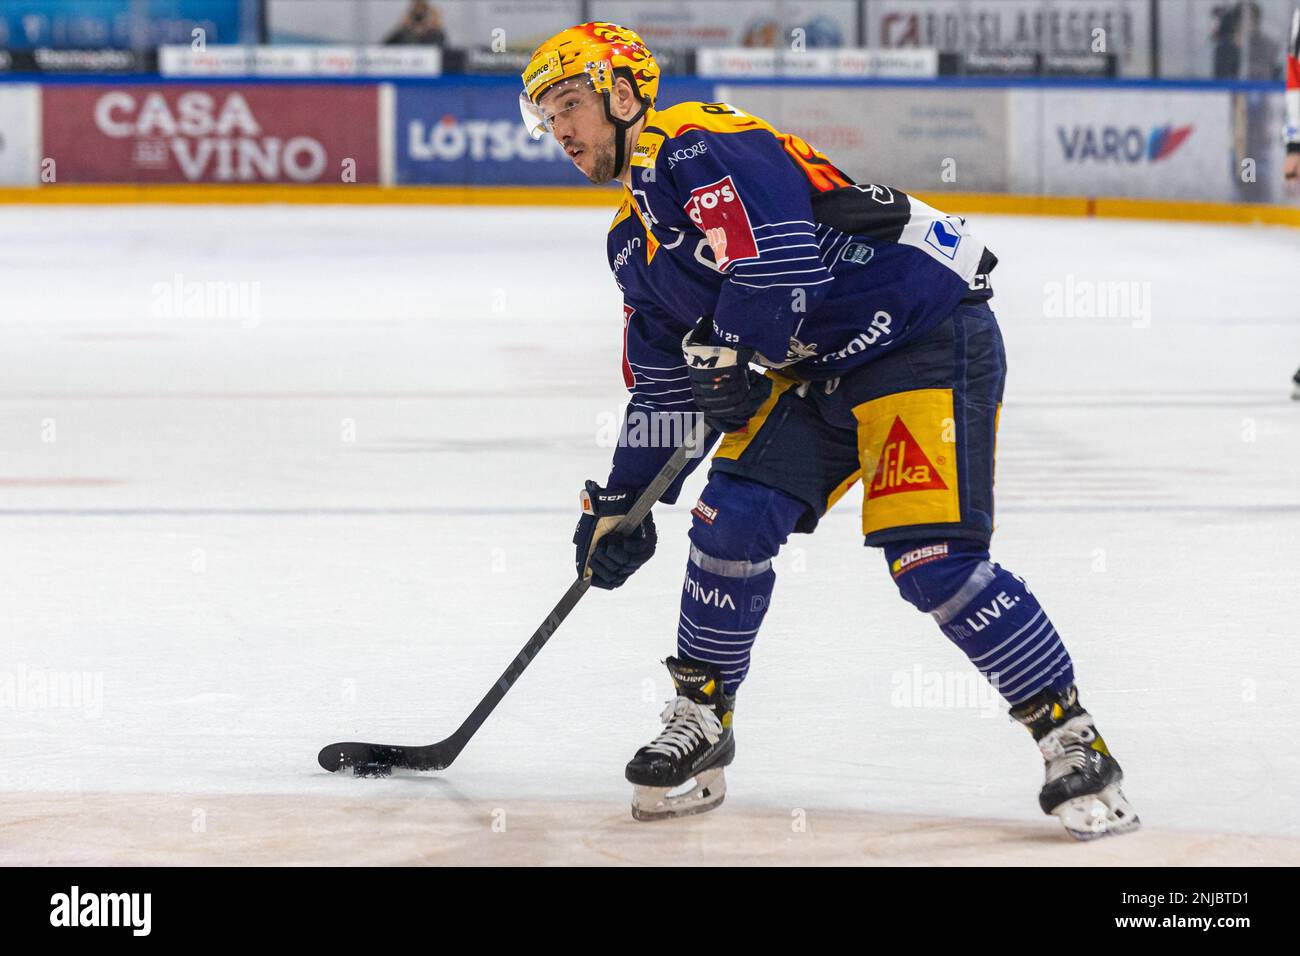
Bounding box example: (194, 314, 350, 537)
(573, 480, 657, 590)
(682, 317, 773, 434)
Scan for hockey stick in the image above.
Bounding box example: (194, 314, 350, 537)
(318, 415, 711, 775)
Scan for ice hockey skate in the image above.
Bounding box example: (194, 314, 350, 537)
(626, 657, 735, 821)
(1012, 686, 1141, 840)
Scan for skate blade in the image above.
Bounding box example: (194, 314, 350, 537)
(1053, 784, 1141, 841)
(630, 767, 726, 822)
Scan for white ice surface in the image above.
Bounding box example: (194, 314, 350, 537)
(1, 205, 1298, 853)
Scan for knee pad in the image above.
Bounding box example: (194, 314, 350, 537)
(883, 539, 995, 616)
(687, 473, 806, 565)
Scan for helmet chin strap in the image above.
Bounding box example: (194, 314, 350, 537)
(601, 89, 649, 182)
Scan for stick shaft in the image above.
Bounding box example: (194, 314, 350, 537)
(442, 416, 710, 758)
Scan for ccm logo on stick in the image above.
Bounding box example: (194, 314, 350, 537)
(683, 176, 758, 269)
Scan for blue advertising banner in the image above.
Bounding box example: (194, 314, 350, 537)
(0, 0, 250, 50)
(395, 77, 717, 186)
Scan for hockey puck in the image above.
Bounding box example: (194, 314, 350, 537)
(353, 762, 392, 778)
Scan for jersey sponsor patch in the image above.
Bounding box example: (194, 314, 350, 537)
(691, 498, 719, 525)
(682, 175, 758, 270)
(631, 131, 664, 169)
(867, 415, 949, 498)
(841, 242, 874, 264)
(683, 570, 736, 609)
(814, 310, 893, 364)
(924, 219, 963, 260)
(665, 141, 708, 168)
(853, 389, 960, 537)
(890, 542, 949, 579)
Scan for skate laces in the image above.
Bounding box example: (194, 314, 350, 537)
(645, 696, 723, 759)
(1038, 715, 1096, 780)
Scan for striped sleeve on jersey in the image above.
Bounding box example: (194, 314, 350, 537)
(728, 220, 834, 290)
(606, 301, 710, 501)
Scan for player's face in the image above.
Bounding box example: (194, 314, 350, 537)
(539, 83, 617, 184)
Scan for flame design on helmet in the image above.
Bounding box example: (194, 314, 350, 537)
(522, 21, 659, 107)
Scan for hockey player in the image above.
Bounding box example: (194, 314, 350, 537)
(520, 22, 1139, 838)
(1286, 8, 1300, 398)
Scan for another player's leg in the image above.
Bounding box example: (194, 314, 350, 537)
(626, 472, 805, 820)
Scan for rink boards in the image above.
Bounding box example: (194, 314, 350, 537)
(0, 76, 1297, 217)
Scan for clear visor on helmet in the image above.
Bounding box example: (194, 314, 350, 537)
(519, 74, 597, 140)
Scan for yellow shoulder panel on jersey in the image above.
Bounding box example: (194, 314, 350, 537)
(629, 101, 852, 192)
(647, 102, 776, 139)
(610, 194, 635, 231)
(610, 190, 659, 264)
(629, 102, 774, 171)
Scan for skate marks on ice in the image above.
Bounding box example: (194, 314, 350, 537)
(3, 792, 1295, 866)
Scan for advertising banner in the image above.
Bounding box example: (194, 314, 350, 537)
(396, 82, 575, 185)
(41, 85, 381, 184)
(1011, 88, 1235, 200)
(0, 0, 249, 50)
(698, 47, 936, 78)
(0, 84, 40, 185)
(268, 0, 579, 52)
(0, 49, 155, 73)
(865, 0, 1152, 77)
(715, 84, 1010, 191)
(592, 0, 857, 50)
(394, 77, 715, 185)
(159, 45, 442, 77)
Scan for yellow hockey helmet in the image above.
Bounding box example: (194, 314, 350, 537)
(519, 22, 659, 155)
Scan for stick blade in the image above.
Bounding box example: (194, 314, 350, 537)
(317, 740, 458, 774)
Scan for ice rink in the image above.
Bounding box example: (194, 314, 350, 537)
(2, 203, 1298, 865)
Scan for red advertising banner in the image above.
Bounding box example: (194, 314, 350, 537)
(42, 85, 380, 184)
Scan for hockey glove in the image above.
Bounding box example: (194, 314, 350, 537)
(682, 317, 773, 434)
(573, 480, 657, 590)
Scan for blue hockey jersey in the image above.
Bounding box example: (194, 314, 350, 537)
(605, 100, 997, 500)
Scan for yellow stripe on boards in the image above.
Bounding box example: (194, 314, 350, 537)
(0, 184, 623, 207)
(1, 185, 1296, 228)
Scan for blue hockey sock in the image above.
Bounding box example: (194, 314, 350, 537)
(675, 473, 804, 694)
(677, 545, 775, 693)
(885, 541, 1076, 706)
